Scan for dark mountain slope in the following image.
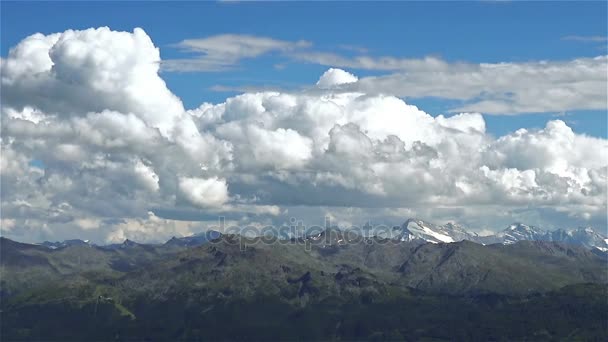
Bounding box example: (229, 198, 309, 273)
(1, 235, 607, 340)
(397, 240, 606, 294)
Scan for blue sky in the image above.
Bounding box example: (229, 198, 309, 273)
(2, 1, 606, 137)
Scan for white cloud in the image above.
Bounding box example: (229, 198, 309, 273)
(290, 45, 607, 115)
(293, 51, 453, 72)
(1, 27, 606, 244)
(316, 68, 358, 88)
(134, 160, 160, 192)
(160, 34, 607, 115)
(178, 177, 229, 208)
(350, 56, 607, 114)
(106, 212, 199, 243)
(2, 27, 186, 137)
(217, 123, 313, 170)
(188, 69, 607, 227)
(163, 34, 311, 72)
(562, 35, 607, 43)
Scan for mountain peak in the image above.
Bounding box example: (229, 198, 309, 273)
(387, 219, 607, 251)
(508, 222, 537, 231)
(123, 239, 137, 246)
(40, 239, 91, 249)
(398, 219, 457, 244)
(304, 226, 348, 245)
(164, 230, 222, 247)
(498, 223, 546, 245)
(404, 217, 427, 225)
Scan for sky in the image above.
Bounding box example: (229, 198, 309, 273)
(1, 1, 607, 243)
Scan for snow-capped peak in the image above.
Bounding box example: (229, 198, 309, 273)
(498, 223, 546, 245)
(394, 218, 477, 244)
(388, 219, 607, 251)
(40, 239, 91, 249)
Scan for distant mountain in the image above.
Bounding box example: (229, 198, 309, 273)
(303, 226, 350, 246)
(488, 224, 608, 251)
(31, 221, 608, 253)
(101, 238, 164, 251)
(390, 218, 608, 251)
(40, 239, 91, 249)
(5, 233, 605, 297)
(548, 227, 608, 251)
(35, 231, 222, 250)
(494, 223, 547, 244)
(164, 230, 221, 247)
(393, 218, 479, 243)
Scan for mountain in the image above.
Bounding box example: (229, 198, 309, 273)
(393, 218, 479, 243)
(40, 239, 91, 249)
(486, 224, 608, 251)
(1, 235, 606, 340)
(390, 218, 608, 251)
(102, 239, 144, 250)
(548, 227, 608, 251)
(4, 234, 605, 296)
(494, 223, 547, 244)
(29, 220, 608, 254)
(164, 230, 221, 247)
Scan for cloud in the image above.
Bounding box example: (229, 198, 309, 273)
(348, 56, 608, 114)
(186, 71, 606, 228)
(1, 27, 240, 242)
(178, 177, 229, 208)
(105, 211, 203, 244)
(292, 51, 453, 72)
(162, 34, 607, 115)
(163, 34, 311, 72)
(337, 44, 369, 54)
(316, 68, 358, 88)
(2, 27, 607, 244)
(562, 35, 607, 43)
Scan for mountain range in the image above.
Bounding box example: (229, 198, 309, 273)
(37, 218, 608, 253)
(392, 218, 608, 252)
(1, 221, 607, 340)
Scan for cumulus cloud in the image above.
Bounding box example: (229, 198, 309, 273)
(178, 177, 229, 208)
(316, 68, 358, 88)
(179, 70, 607, 228)
(1, 27, 606, 244)
(105, 211, 199, 244)
(2, 28, 185, 136)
